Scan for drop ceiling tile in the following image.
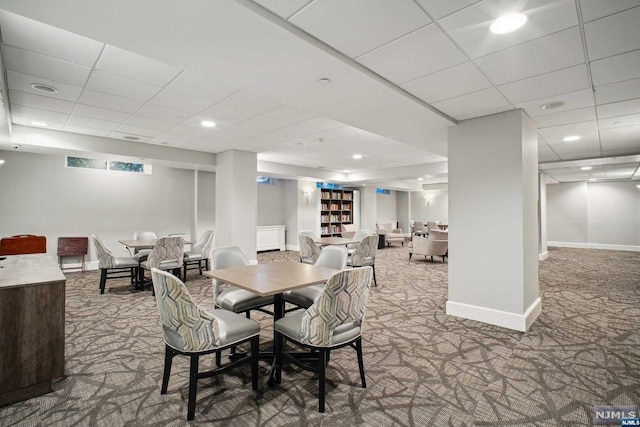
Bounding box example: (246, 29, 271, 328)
(179, 115, 233, 131)
(11, 115, 64, 130)
(124, 115, 176, 132)
(547, 134, 601, 159)
(474, 27, 585, 85)
(67, 115, 120, 131)
(261, 106, 316, 123)
(537, 121, 598, 140)
(151, 133, 200, 146)
(217, 91, 281, 116)
(295, 116, 345, 134)
(532, 107, 596, 128)
(10, 104, 69, 124)
(357, 24, 467, 85)
(538, 144, 561, 162)
(415, 0, 481, 20)
(579, 0, 640, 22)
(166, 71, 239, 103)
(438, 0, 579, 59)
(170, 124, 214, 138)
(116, 124, 162, 138)
(590, 50, 640, 86)
(8, 89, 75, 114)
(252, 132, 291, 144)
(253, 0, 312, 19)
(200, 104, 256, 123)
(0, 11, 103, 66)
(63, 124, 111, 137)
(431, 87, 510, 118)
(73, 104, 132, 123)
(6, 70, 83, 102)
(516, 89, 594, 117)
(95, 45, 182, 86)
(237, 114, 292, 132)
(2, 45, 92, 87)
(498, 65, 589, 104)
(151, 89, 213, 114)
(583, 5, 640, 61)
(86, 70, 162, 102)
(108, 131, 151, 143)
(594, 78, 640, 105)
(455, 105, 514, 120)
(78, 89, 145, 114)
(136, 104, 191, 123)
(598, 113, 640, 130)
(597, 99, 640, 118)
(401, 62, 491, 103)
(290, 0, 431, 58)
(600, 124, 640, 153)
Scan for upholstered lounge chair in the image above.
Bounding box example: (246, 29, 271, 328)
(409, 229, 448, 262)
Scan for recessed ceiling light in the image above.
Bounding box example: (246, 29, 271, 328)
(318, 78, 331, 86)
(352, 154, 362, 160)
(30, 121, 48, 127)
(563, 135, 581, 142)
(637, 184, 640, 189)
(589, 178, 597, 181)
(30, 83, 58, 93)
(294, 141, 306, 146)
(417, 177, 424, 181)
(580, 166, 592, 171)
(0, 159, 5, 165)
(344, 170, 350, 173)
(123, 136, 140, 141)
(200, 120, 216, 128)
(490, 13, 527, 34)
(539, 101, 565, 110)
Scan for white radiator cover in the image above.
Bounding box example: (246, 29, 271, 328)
(257, 225, 286, 251)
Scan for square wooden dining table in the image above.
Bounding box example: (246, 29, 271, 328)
(204, 261, 339, 385)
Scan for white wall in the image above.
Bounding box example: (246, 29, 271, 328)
(0, 150, 205, 266)
(257, 179, 285, 226)
(396, 191, 410, 232)
(376, 191, 397, 221)
(547, 181, 640, 249)
(410, 186, 449, 224)
(197, 170, 215, 239)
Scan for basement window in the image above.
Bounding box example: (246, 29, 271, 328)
(66, 156, 151, 174)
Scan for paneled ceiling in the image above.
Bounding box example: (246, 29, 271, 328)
(0, 0, 639, 186)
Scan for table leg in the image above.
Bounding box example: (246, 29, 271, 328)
(267, 293, 284, 387)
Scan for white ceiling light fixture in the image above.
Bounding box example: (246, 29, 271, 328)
(0, 159, 5, 165)
(563, 135, 581, 142)
(539, 101, 565, 110)
(417, 177, 424, 181)
(30, 121, 48, 127)
(30, 83, 58, 93)
(637, 184, 640, 189)
(352, 154, 362, 160)
(580, 166, 592, 171)
(200, 120, 216, 128)
(490, 13, 527, 34)
(589, 178, 597, 181)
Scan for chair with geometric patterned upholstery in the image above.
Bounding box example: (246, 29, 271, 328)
(210, 246, 273, 318)
(91, 235, 139, 294)
(150, 268, 260, 421)
(273, 266, 373, 412)
(299, 234, 322, 264)
(284, 245, 348, 310)
(140, 236, 185, 291)
(346, 234, 379, 286)
(346, 229, 372, 255)
(183, 230, 214, 282)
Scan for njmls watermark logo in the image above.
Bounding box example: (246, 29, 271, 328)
(593, 405, 638, 425)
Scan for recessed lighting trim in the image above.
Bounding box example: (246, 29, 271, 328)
(200, 120, 216, 128)
(539, 101, 565, 110)
(637, 184, 640, 189)
(417, 177, 424, 181)
(563, 135, 581, 142)
(318, 78, 331, 86)
(490, 13, 527, 34)
(30, 83, 58, 93)
(30, 121, 48, 127)
(589, 178, 597, 181)
(352, 154, 362, 160)
(123, 136, 140, 141)
(0, 159, 5, 165)
(580, 166, 592, 171)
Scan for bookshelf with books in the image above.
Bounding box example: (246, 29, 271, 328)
(320, 189, 353, 237)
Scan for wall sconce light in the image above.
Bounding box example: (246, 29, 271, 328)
(303, 188, 314, 203)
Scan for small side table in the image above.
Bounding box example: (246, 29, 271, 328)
(57, 237, 88, 272)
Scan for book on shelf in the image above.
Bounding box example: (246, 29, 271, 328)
(321, 191, 331, 199)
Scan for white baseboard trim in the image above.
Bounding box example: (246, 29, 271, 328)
(286, 244, 299, 252)
(548, 241, 640, 252)
(539, 251, 548, 261)
(446, 297, 542, 332)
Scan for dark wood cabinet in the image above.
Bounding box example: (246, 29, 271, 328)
(0, 254, 66, 407)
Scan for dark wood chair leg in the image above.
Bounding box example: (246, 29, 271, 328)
(198, 260, 203, 276)
(215, 351, 221, 367)
(251, 336, 259, 390)
(372, 265, 377, 287)
(356, 338, 366, 388)
(274, 331, 282, 384)
(161, 345, 174, 394)
(99, 269, 107, 294)
(187, 354, 199, 420)
(183, 264, 188, 283)
(318, 348, 326, 413)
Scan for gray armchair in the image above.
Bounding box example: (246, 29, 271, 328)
(299, 234, 322, 264)
(409, 229, 448, 262)
(91, 235, 139, 294)
(347, 234, 379, 286)
(183, 230, 214, 281)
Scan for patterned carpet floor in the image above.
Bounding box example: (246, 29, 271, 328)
(1, 246, 639, 426)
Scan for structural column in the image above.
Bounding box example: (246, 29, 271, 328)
(360, 186, 378, 232)
(447, 109, 540, 331)
(215, 150, 258, 262)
